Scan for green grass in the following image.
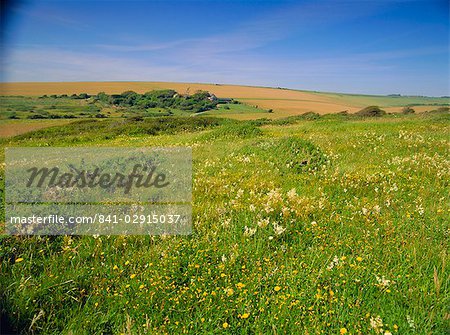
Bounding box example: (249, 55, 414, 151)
(314, 92, 449, 107)
(202, 103, 270, 116)
(0, 111, 449, 334)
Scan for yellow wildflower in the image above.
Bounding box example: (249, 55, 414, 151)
(225, 288, 234, 296)
(340, 328, 347, 334)
(223, 322, 229, 329)
(130, 274, 136, 279)
(236, 282, 246, 289)
(274, 286, 282, 292)
(241, 313, 250, 319)
(15, 258, 24, 263)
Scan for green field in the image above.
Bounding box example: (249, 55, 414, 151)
(0, 110, 448, 334)
(315, 92, 449, 108)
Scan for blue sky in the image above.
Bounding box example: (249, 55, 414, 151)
(2, 0, 449, 96)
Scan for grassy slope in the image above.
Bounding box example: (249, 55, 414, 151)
(0, 112, 449, 334)
(1, 82, 448, 119)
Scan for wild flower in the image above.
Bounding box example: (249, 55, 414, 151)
(236, 282, 245, 289)
(375, 275, 391, 288)
(416, 204, 424, 216)
(264, 204, 274, 213)
(257, 218, 270, 228)
(244, 226, 257, 237)
(272, 222, 286, 235)
(225, 288, 234, 296)
(327, 256, 340, 270)
(287, 188, 297, 200)
(373, 205, 381, 214)
(240, 313, 250, 319)
(370, 315, 383, 333)
(406, 315, 416, 331)
(222, 218, 231, 227)
(236, 189, 244, 199)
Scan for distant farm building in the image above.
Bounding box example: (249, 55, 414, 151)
(208, 94, 234, 104)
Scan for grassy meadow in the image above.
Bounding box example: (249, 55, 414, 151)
(0, 107, 449, 334)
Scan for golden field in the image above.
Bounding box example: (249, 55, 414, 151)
(0, 119, 76, 138)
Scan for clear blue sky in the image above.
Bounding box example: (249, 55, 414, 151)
(2, 0, 449, 96)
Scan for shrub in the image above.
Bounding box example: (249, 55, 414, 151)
(402, 106, 415, 114)
(299, 111, 320, 120)
(355, 106, 386, 117)
(436, 107, 449, 113)
(27, 114, 47, 119)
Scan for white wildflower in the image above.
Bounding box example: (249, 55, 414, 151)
(287, 188, 297, 200)
(257, 218, 270, 228)
(406, 315, 415, 331)
(327, 256, 340, 270)
(222, 218, 231, 227)
(370, 315, 383, 333)
(373, 205, 381, 214)
(272, 222, 286, 235)
(375, 275, 391, 288)
(244, 226, 257, 237)
(264, 204, 274, 213)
